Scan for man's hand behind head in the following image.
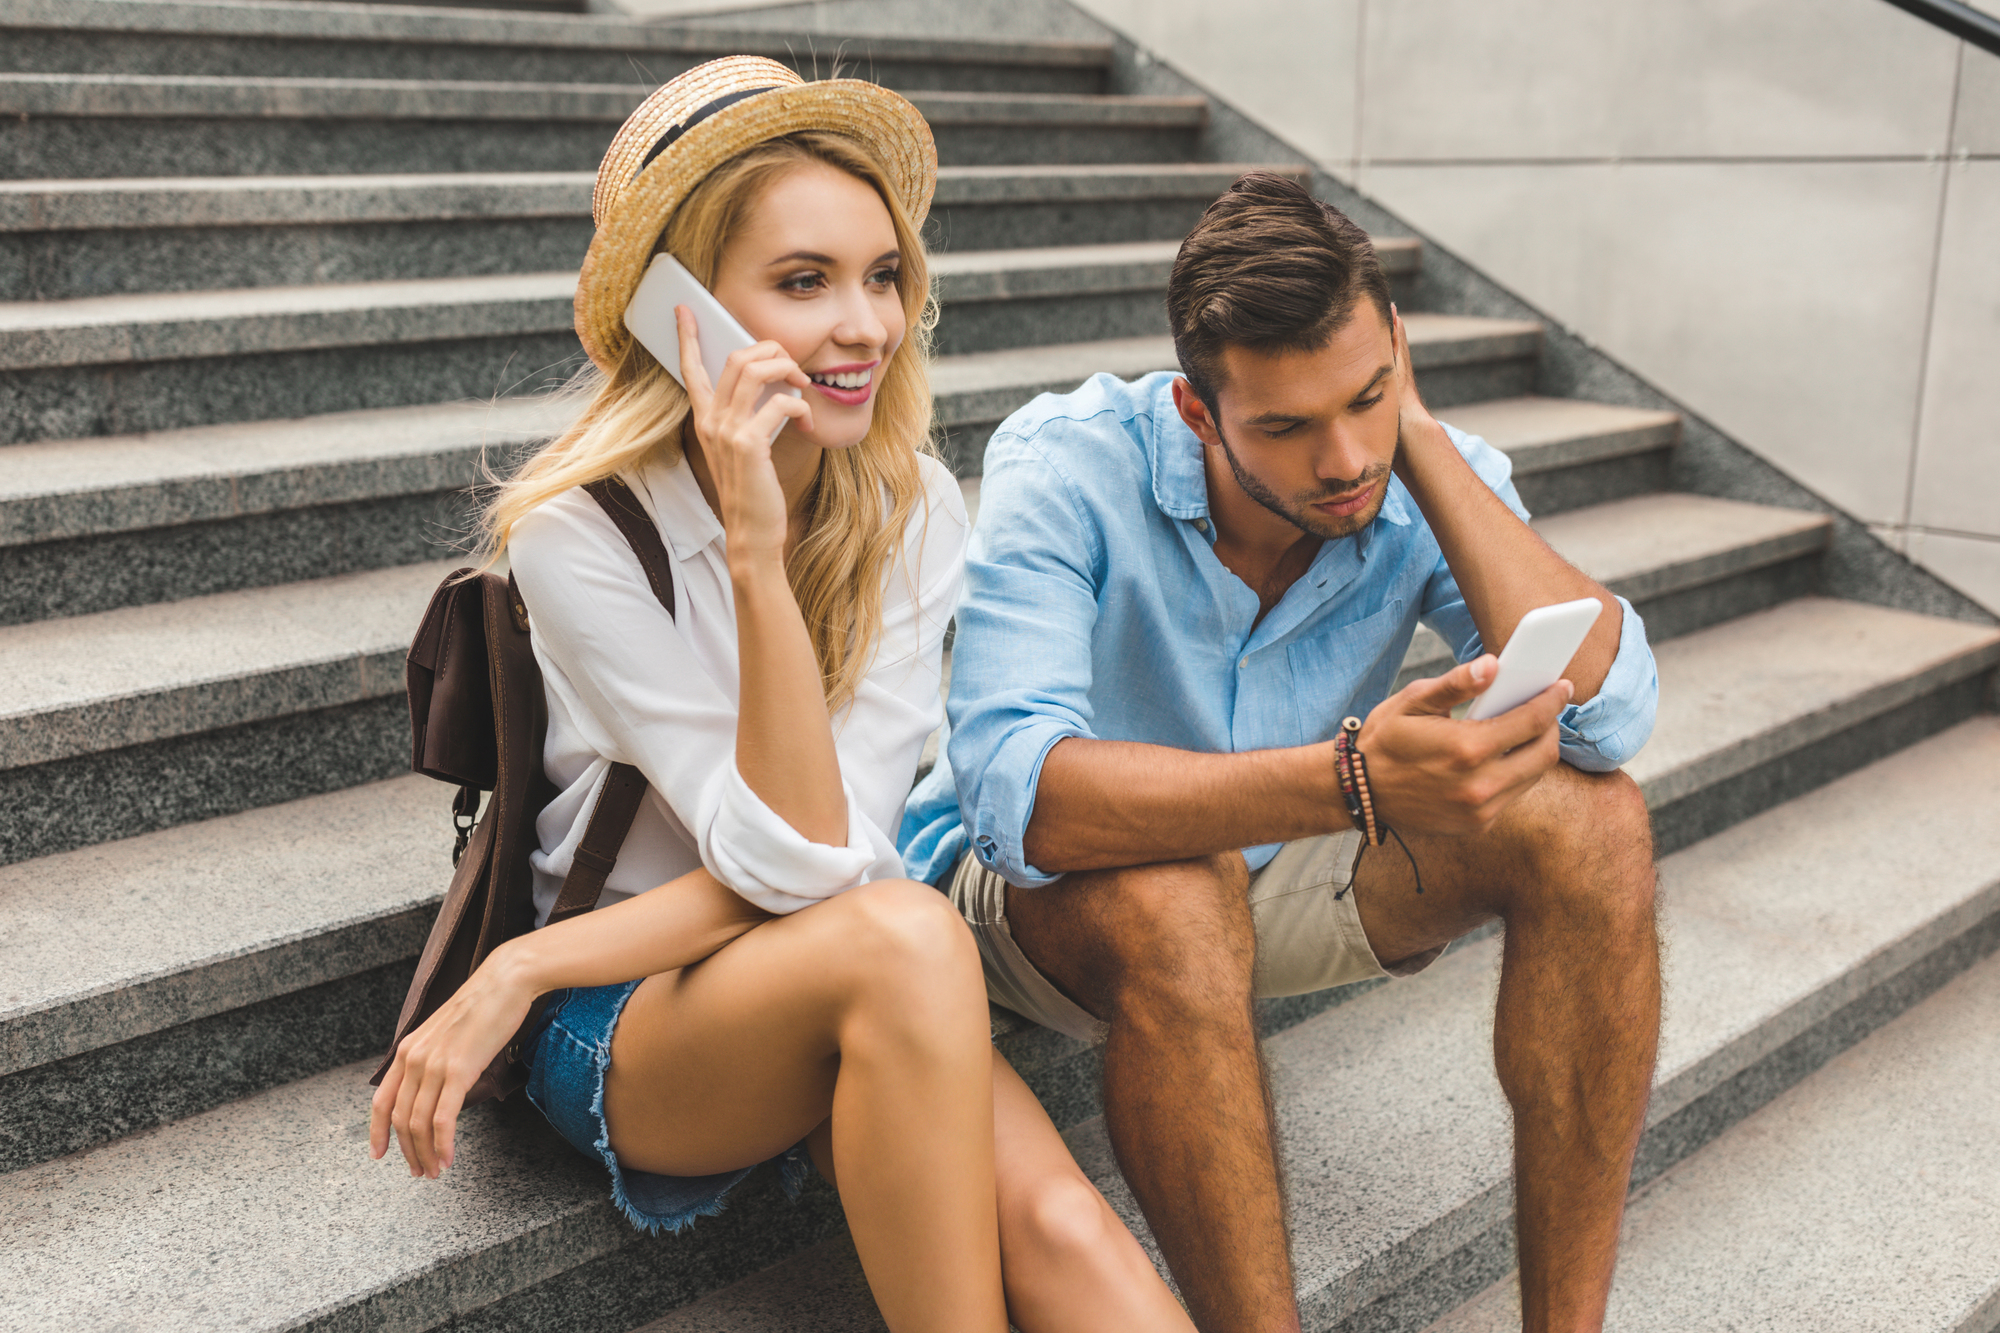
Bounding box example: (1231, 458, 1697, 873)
(1357, 657, 1571, 838)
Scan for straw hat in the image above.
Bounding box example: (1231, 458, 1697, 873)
(574, 55, 938, 371)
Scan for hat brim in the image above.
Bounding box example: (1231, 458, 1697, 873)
(574, 79, 937, 372)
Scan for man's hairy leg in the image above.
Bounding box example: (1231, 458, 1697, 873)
(1352, 764, 1659, 1333)
(1006, 854, 1300, 1333)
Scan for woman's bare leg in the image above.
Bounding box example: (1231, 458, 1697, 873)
(991, 1055, 1196, 1332)
(813, 1050, 1195, 1331)
(604, 879, 1005, 1333)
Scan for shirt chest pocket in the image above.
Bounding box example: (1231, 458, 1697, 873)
(1283, 597, 1409, 744)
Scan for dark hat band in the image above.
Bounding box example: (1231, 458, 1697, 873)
(634, 86, 780, 179)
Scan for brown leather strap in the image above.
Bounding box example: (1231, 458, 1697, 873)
(533, 478, 680, 926)
(545, 762, 651, 925)
(584, 475, 676, 618)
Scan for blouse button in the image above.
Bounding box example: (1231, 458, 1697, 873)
(1193, 518, 1209, 532)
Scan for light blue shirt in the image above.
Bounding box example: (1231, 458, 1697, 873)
(900, 371, 1657, 889)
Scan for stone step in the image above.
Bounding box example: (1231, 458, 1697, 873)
(1443, 395, 1679, 517)
(9, 336, 1611, 628)
(641, 716, 2000, 1333)
(8, 713, 1995, 1332)
(0, 397, 566, 622)
(0, 0, 1112, 93)
(0, 558, 451, 867)
(0, 163, 1331, 300)
(0, 279, 1507, 448)
(1428, 933, 2000, 1333)
(4, 579, 1987, 1166)
(1395, 490, 1830, 689)
(0, 75, 1208, 178)
(1631, 597, 1999, 856)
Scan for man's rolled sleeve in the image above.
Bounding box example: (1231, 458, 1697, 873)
(1420, 419, 1658, 771)
(946, 434, 1105, 889)
(1555, 596, 1656, 770)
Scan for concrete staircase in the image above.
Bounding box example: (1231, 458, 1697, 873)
(1, 1, 1995, 1329)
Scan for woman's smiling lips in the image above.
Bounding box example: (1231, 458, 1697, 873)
(1311, 478, 1379, 518)
(805, 360, 879, 406)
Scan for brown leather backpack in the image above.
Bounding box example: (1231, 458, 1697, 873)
(372, 476, 676, 1104)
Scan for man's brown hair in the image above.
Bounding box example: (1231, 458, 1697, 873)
(1168, 172, 1391, 415)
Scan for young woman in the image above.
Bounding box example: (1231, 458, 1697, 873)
(367, 59, 1193, 1332)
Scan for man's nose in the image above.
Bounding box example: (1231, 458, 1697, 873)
(1315, 428, 1376, 486)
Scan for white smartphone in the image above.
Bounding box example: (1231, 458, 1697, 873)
(1465, 596, 1604, 722)
(622, 252, 801, 420)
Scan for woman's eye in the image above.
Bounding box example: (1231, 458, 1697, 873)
(869, 266, 902, 288)
(779, 271, 824, 293)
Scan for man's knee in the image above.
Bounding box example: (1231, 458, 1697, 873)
(1506, 766, 1656, 924)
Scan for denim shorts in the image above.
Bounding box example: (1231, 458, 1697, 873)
(521, 979, 811, 1234)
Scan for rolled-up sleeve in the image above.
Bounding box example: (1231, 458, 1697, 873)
(946, 436, 1103, 888)
(511, 499, 881, 914)
(1419, 422, 1659, 771)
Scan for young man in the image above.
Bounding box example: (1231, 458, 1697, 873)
(901, 172, 1661, 1333)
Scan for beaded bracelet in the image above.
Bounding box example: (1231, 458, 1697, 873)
(1333, 716, 1425, 894)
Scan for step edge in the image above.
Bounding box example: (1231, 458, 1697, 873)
(1639, 631, 2000, 809)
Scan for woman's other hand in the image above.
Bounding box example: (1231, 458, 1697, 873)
(368, 945, 539, 1178)
(677, 305, 813, 568)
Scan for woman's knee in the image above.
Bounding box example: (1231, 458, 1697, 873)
(810, 879, 984, 1013)
(1002, 1168, 1121, 1271)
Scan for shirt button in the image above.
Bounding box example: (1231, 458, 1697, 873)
(1239, 658, 1249, 669)
(1193, 518, 1209, 532)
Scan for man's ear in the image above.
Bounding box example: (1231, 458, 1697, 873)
(1171, 376, 1223, 447)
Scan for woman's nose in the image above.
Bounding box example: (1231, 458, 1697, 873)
(831, 285, 891, 352)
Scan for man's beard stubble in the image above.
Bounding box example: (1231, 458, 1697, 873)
(1214, 428, 1396, 541)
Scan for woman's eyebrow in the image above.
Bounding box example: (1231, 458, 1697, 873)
(763, 248, 903, 268)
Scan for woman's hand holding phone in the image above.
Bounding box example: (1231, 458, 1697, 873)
(676, 305, 813, 568)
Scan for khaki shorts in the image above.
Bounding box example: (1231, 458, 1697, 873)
(944, 832, 1446, 1045)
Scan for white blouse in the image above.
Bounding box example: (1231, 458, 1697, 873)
(508, 449, 967, 922)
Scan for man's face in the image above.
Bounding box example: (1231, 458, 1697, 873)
(1178, 303, 1401, 541)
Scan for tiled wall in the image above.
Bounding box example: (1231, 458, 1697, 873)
(1075, 0, 2000, 613)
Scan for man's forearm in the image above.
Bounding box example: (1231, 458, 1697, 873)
(1399, 416, 1622, 701)
(1022, 736, 1353, 874)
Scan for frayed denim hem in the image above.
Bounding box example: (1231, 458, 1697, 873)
(524, 978, 813, 1237)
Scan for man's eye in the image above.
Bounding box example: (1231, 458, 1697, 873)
(1263, 423, 1301, 439)
(1354, 392, 1387, 411)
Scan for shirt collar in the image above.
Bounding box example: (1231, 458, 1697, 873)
(633, 449, 721, 562)
(1145, 376, 1213, 521)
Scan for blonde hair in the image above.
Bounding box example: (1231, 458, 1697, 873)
(484, 131, 940, 712)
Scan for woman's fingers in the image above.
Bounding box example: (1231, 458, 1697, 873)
(748, 391, 813, 443)
(709, 339, 782, 418)
(674, 306, 715, 409)
(369, 1061, 401, 1160)
(723, 345, 804, 428)
(390, 1049, 426, 1176)
(432, 1081, 467, 1174)
(408, 1064, 449, 1177)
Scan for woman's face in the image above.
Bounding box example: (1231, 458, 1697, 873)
(708, 160, 908, 452)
